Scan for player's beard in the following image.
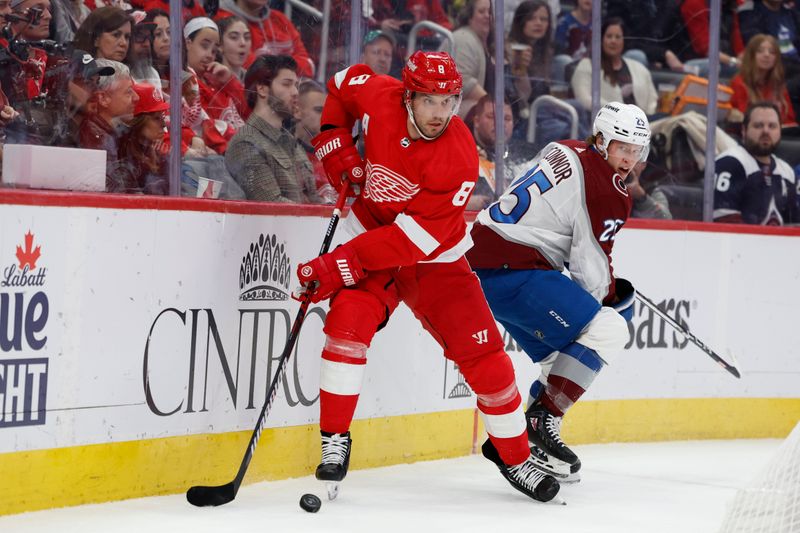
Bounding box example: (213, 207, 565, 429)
(745, 135, 778, 158)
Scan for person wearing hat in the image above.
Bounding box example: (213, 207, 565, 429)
(57, 49, 116, 146)
(360, 29, 395, 77)
(109, 82, 169, 195)
(78, 59, 139, 190)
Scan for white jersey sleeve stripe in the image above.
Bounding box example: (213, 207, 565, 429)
(319, 359, 366, 396)
(420, 229, 472, 263)
(394, 213, 441, 255)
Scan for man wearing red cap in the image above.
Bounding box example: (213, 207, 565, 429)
(295, 51, 560, 504)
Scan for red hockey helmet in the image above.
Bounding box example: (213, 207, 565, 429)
(402, 51, 463, 95)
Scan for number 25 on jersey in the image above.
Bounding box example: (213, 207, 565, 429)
(488, 165, 553, 224)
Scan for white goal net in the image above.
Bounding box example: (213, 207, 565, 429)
(718, 421, 800, 533)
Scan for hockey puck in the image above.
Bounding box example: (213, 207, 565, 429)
(299, 493, 321, 513)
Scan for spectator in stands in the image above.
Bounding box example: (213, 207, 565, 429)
(464, 94, 514, 211)
(293, 79, 335, 203)
(714, 101, 797, 225)
(73, 7, 133, 63)
(128, 12, 163, 93)
(144, 9, 171, 82)
(605, 0, 687, 71)
(506, 0, 558, 139)
(738, 0, 800, 116)
(360, 29, 395, 77)
(214, 0, 314, 78)
(570, 18, 658, 115)
(185, 17, 248, 133)
(225, 55, 321, 203)
(555, 0, 591, 59)
(62, 49, 115, 147)
(680, 0, 744, 77)
(111, 82, 169, 194)
(730, 34, 797, 127)
(453, 0, 493, 117)
(78, 59, 139, 191)
(217, 15, 251, 81)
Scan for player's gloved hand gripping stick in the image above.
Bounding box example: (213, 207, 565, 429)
(186, 186, 350, 507)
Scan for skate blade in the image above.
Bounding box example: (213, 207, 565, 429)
(559, 472, 581, 484)
(324, 481, 340, 501)
(549, 495, 568, 506)
(528, 454, 572, 479)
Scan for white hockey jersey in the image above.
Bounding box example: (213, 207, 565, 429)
(467, 140, 633, 304)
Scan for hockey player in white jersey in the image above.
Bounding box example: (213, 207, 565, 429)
(466, 102, 650, 481)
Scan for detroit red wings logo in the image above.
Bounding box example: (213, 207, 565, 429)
(363, 161, 420, 202)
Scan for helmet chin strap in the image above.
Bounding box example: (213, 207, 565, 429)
(404, 91, 460, 141)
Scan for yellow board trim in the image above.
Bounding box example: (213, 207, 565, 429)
(2, 398, 799, 516)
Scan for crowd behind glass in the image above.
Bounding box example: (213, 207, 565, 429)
(0, 0, 799, 225)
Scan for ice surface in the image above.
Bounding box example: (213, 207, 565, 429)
(1, 439, 780, 533)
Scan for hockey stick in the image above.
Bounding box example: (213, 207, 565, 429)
(635, 291, 741, 379)
(186, 188, 350, 507)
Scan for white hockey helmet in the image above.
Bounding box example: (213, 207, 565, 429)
(592, 102, 651, 162)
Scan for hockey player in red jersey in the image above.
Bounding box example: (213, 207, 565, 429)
(467, 102, 650, 482)
(295, 51, 560, 503)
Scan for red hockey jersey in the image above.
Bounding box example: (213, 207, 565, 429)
(322, 64, 479, 271)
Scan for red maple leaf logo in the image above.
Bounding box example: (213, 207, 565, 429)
(16, 231, 41, 271)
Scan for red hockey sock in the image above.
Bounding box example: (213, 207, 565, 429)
(479, 392, 530, 466)
(318, 349, 367, 434)
(541, 375, 585, 417)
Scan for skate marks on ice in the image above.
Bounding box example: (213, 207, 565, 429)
(0, 439, 780, 533)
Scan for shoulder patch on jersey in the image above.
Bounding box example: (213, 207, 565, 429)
(334, 67, 350, 89)
(718, 144, 759, 176)
(774, 156, 796, 184)
(364, 161, 420, 202)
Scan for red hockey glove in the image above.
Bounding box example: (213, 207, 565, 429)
(311, 128, 365, 191)
(296, 244, 366, 303)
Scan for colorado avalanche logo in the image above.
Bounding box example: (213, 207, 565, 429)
(612, 173, 629, 197)
(363, 161, 420, 202)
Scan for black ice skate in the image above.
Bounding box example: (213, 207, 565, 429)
(315, 431, 351, 501)
(481, 439, 560, 503)
(526, 401, 579, 466)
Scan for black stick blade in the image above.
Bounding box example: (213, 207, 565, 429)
(186, 482, 236, 507)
